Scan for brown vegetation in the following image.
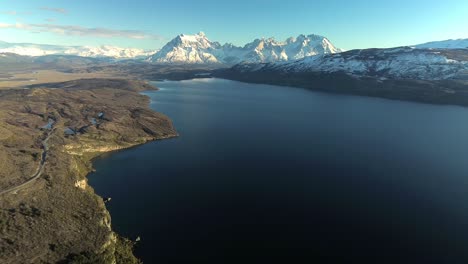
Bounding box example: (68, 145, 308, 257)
(0, 79, 177, 263)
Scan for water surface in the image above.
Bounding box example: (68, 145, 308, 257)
(89, 78, 468, 263)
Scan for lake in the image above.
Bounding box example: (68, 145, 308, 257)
(89, 78, 468, 263)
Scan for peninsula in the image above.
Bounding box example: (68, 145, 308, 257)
(0, 79, 177, 263)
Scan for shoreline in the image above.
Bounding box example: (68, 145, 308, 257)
(213, 69, 468, 108)
(147, 76, 468, 109)
(80, 132, 178, 263)
(80, 81, 182, 263)
(71, 84, 179, 263)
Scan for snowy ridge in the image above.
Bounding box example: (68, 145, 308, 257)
(149, 32, 342, 64)
(414, 39, 468, 49)
(234, 47, 468, 80)
(0, 41, 156, 59)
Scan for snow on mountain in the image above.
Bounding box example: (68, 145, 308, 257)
(232, 47, 468, 80)
(150, 32, 220, 64)
(414, 39, 468, 49)
(63, 46, 156, 59)
(0, 41, 156, 59)
(149, 32, 342, 64)
(243, 34, 342, 63)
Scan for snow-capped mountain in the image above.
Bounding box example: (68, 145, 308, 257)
(226, 47, 468, 80)
(414, 39, 468, 49)
(150, 32, 221, 64)
(149, 32, 342, 64)
(0, 41, 156, 59)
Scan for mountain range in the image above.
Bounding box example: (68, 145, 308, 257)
(1, 35, 467, 65)
(0, 32, 343, 64)
(0, 41, 155, 59)
(149, 32, 342, 64)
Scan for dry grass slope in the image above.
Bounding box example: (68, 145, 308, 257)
(0, 79, 177, 263)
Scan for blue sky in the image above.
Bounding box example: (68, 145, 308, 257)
(1, 0, 467, 50)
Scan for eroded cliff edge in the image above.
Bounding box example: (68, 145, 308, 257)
(0, 79, 177, 263)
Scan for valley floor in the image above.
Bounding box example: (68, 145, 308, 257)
(0, 70, 120, 89)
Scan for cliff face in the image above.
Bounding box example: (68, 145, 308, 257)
(0, 79, 177, 263)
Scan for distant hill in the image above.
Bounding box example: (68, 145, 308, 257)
(219, 47, 468, 81)
(215, 47, 468, 106)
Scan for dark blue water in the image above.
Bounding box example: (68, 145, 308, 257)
(89, 78, 468, 263)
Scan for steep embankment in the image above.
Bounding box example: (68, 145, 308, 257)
(0, 79, 177, 263)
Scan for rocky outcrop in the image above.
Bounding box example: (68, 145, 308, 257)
(74, 179, 87, 190)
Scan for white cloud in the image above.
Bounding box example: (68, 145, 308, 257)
(39, 7, 68, 14)
(0, 22, 160, 40)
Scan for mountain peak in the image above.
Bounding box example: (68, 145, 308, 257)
(149, 33, 342, 64)
(150, 32, 219, 64)
(175, 32, 213, 46)
(306, 34, 325, 40)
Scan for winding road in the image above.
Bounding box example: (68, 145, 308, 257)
(0, 129, 54, 195)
